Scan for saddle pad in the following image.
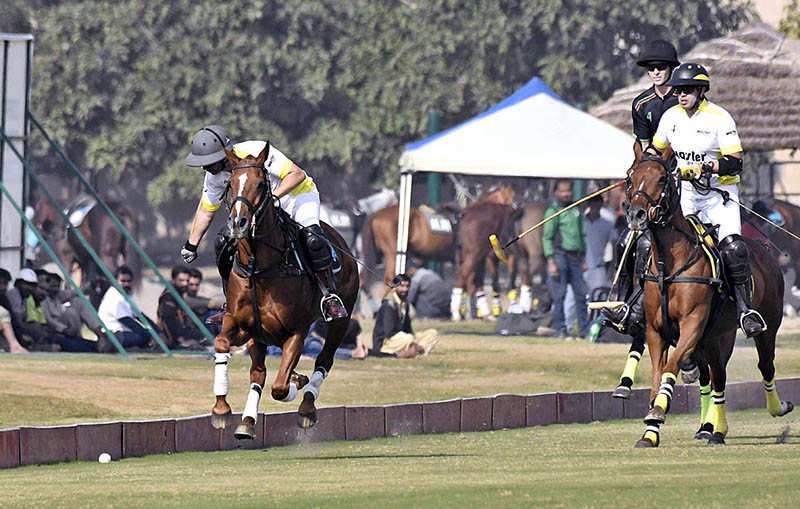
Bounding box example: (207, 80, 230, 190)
(418, 205, 453, 235)
(685, 215, 721, 282)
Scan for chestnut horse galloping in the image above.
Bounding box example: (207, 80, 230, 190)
(625, 144, 792, 447)
(211, 146, 359, 437)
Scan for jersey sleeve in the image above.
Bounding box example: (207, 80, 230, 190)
(717, 112, 743, 156)
(652, 110, 672, 150)
(200, 172, 229, 212)
(264, 145, 294, 180)
(631, 101, 652, 143)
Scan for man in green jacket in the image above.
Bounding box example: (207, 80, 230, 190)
(543, 180, 588, 338)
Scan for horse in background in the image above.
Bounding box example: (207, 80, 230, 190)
(503, 202, 548, 313)
(625, 145, 792, 448)
(769, 199, 800, 286)
(32, 193, 140, 301)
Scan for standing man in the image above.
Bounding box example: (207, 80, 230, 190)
(543, 180, 588, 338)
(583, 195, 616, 298)
(181, 125, 347, 322)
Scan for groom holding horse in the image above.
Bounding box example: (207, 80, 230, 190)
(181, 125, 348, 322)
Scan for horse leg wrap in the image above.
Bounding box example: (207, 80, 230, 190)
(303, 369, 327, 402)
(712, 391, 728, 436)
(475, 291, 490, 318)
(700, 383, 712, 425)
(764, 378, 782, 416)
(450, 288, 463, 321)
(491, 291, 501, 317)
(243, 383, 262, 423)
(213, 352, 231, 396)
(279, 383, 299, 402)
(643, 424, 660, 446)
(519, 285, 532, 313)
(654, 372, 676, 413)
(620, 350, 642, 385)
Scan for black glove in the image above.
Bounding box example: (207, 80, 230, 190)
(181, 240, 198, 263)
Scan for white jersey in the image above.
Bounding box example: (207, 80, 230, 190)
(653, 99, 743, 186)
(200, 140, 316, 212)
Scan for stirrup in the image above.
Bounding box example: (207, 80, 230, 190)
(739, 309, 767, 337)
(600, 304, 630, 332)
(321, 294, 348, 322)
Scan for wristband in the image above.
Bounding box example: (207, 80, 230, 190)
(183, 240, 198, 252)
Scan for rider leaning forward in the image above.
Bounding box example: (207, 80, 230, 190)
(180, 125, 348, 323)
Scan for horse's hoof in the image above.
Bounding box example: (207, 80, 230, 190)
(694, 422, 714, 440)
(634, 438, 657, 448)
(291, 371, 310, 390)
(644, 407, 666, 425)
(776, 401, 794, 417)
(680, 365, 700, 384)
(211, 411, 232, 430)
(297, 411, 318, 429)
(707, 433, 726, 445)
(612, 385, 631, 400)
(233, 422, 256, 440)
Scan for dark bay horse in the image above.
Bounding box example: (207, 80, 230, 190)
(769, 199, 800, 285)
(503, 202, 547, 311)
(211, 146, 359, 437)
(626, 144, 792, 447)
(32, 193, 139, 295)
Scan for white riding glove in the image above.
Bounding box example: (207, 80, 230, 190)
(181, 240, 198, 263)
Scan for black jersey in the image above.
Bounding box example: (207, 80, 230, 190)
(631, 85, 678, 144)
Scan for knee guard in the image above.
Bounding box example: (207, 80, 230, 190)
(633, 232, 652, 281)
(215, 225, 235, 281)
(720, 234, 750, 285)
(303, 224, 332, 272)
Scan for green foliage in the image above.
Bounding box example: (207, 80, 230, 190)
(7, 0, 753, 204)
(780, 0, 800, 38)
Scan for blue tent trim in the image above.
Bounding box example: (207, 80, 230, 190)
(405, 77, 563, 151)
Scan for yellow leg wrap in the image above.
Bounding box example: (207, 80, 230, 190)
(700, 384, 712, 424)
(653, 372, 677, 412)
(620, 352, 642, 383)
(712, 391, 728, 437)
(491, 292, 501, 317)
(643, 428, 660, 446)
(764, 378, 782, 416)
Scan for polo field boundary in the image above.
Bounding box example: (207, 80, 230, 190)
(2, 377, 799, 469)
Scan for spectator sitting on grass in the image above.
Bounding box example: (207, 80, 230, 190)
(371, 274, 438, 359)
(97, 265, 157, 352)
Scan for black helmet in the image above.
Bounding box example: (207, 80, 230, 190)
(636, 40, 680, 68)
(185, 125, 233, 167)
(665, 63, 710, 89)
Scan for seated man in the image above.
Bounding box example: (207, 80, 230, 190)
(0, 268, 28, 353)
(406, 263, 450, 319)
(97, 265, 156, 351)
(6, 268, 57, 351)
(304, 316, 368, 360)
(372, 274, 438, 359)
(39, 271, 107, 353)
(157, 265, 208, 350)
(184, 267, 224, 334)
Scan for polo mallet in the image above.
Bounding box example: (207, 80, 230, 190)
(489, 180, 625, 264)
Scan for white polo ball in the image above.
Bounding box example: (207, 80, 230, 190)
(98, 452, 112, 464)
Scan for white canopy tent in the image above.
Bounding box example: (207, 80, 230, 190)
(394, 77, 634, 274)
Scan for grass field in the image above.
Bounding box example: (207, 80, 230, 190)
(3, 319, 800, 428)
(1, 410, 798, 508)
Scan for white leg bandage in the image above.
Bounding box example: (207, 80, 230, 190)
(450, 288, 463, 321)
(280, 383, 299, 402)
(213, 352, 231, 396)
(243, 383, 262, 422)
(476, 291, 490, 318)
(302, 369, 327, 401)
(520, 285, 532, 313)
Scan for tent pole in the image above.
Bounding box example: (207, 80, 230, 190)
(396, 169, 413, 276)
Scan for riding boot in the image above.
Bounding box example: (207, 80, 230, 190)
(602, 231, 649, 336)
(303, 224, 348, 321)
(208, 227, 235, 326)
(720, 234, 767, 338)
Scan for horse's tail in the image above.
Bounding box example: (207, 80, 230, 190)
(359, 214, 379, 288)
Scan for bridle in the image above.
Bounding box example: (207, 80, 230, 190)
(625, 155, 680, 227)
(227, 162, 279, 240)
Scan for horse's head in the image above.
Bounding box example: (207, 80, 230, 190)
(625, 142, 678, 231)
(225, 145, 272, 240)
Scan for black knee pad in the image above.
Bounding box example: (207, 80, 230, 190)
(215, 225, 234, 280)
(720, 234, 750, 283)
(303, 224, 332, 270)
(634, 232, 651, 279)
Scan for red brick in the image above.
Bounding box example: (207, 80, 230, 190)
(623, 388, 652, 419)
(175, 415, 220, 453)
(221, 413, 265, 450)
(725, 382, 748, 411)
(0, 428, 20, 469)
(20, 425, 76, 465)
(776, 377, 800, 404)
(592, 391, 624, 421)
(423, 399, 461, 434)
(122, 419, 175, 458)
(345, 406, 385, 440)
(385, 403, 423, 436)
(686, 385, 701, 414)
(460, 397, 492, 432)
(670, 384, 689, 415)
(492, 394, 526, 429)
(264, 406, 346, 447)
(526, 393, 558, 426)
(557, 392, 593, 424)
(745, 381, 764, 409)
(76, 422, 122, 462)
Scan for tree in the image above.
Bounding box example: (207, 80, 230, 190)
(779, 0, 800, 38)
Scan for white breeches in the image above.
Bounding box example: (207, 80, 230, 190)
(680, 182, 740, 240)
(278, 189, 320, 227)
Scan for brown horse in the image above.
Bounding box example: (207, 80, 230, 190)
(504, 202, 547, 312)
(625, 144, 792, 447)
(769, 199, 800, 285)
(32, 192, 139, 295)
(210, 146, 359, 437)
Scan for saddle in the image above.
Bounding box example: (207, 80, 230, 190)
(418, 204, 454, 235)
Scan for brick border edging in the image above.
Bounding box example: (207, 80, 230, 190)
(2, 377, 799, 468)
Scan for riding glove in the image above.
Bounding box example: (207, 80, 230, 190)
(181, 240, 198, 263)
(680, 166, 701, 181)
